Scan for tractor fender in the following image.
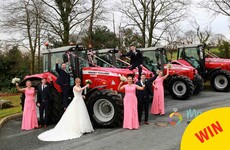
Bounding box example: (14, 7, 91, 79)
(85, 85, 107, 100)
(208, 68, 221, 79)
(19, 77, 42, 89)
(19, 72, 61, 92)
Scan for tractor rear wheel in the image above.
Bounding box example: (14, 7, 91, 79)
(87, 90, 123, 128)
(49, 87, 63, 124)
(193, 74, 204, 95)
(210, 70, 230, 92)
(168, 76, 194, 100)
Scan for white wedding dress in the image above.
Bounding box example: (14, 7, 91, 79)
(38, 87, 94, 141)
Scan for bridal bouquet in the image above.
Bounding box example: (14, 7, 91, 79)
(120, 75, 127, 82)
(85, 79, 92, 84)
(11, 77, 21, 84)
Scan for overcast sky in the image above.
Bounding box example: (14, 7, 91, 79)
(0, 0, 229, 43)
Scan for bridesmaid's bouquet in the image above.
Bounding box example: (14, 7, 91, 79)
(120, 75, 127, 82)
(167, 63, 172, 69)
(85, 79, 92, 84)
(11, 77, 20, 84)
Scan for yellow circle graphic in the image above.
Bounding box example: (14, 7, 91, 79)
(181, 107, 230, 150)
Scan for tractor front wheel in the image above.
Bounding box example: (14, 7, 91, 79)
(168, 76, 194, 100)
(87, 90, 123, 128)
(210, 70, 230, 92)
(193, 74, 204, 95)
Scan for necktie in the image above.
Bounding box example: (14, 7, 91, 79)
(42, 85, 44, 91)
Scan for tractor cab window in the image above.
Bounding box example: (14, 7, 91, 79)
(181, 47, 200, 69)
(96, 53, 113, 67)
(75, 50, 89, 68)
(96, 52, 127, 68)
(43, 54, 49, 72)
(142, 51, 159, 73)
(50, 52, 64, 75)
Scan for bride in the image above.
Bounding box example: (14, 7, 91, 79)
(38, 78, 94, 141)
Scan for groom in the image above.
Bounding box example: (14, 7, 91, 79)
(37, 76, 53, 128)
(136, 73, 158, 125)
(119, 44, 143, 80)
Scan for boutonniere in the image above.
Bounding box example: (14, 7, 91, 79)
(44, 85, 47, 88)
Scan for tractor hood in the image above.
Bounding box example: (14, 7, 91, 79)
(82, 66, 153, 78)
(206, 58, 230, 63)
(167, 60, 197, 80)
(206, 58, 230, 70)
(170, 60, 196, 70)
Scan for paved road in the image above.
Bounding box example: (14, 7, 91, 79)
(1, 90, 230, 150)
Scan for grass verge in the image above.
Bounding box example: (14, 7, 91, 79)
(0, 94, 22, 119)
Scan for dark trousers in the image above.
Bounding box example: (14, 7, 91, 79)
(39, 101, 49, 125)
(130, 64, 142, 80)
(61, 85, 70, 108)
(138, 97, 150, 122)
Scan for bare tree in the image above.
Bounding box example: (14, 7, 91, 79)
(191, 21, 211, 45)
(88, 0, 107, 46)
(118, 0, 189, 47)
(0, 0, 46, 74)
(41, 0, 93, 46)
(183, 30, 197, 44)
(200, 0, 230, 17)
(164, 25, 181, 49)
(209, 33, 226, 47)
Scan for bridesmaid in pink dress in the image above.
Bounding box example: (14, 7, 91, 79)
(118, 75, 144, 130)
(16, 80, 38, 130)
(151, 67, 169, 115)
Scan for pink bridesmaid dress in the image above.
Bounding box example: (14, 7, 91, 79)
(123, 84, 139, 130)
(21, 88, 38, 130)
(151, 76, 165, 115)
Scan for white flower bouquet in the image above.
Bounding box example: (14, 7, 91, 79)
(11, 77, 21, 84)
(120, 75, 127, 82)
(167, 63, 172, 69)
(85, 79, 92, 84)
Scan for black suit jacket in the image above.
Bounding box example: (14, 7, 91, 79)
(122, 50, 143, 66)
(55, 63, 70, 86)
(136, 75, 158, 99)
(37, 82, 53, 104)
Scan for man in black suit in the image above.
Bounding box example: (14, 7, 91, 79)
(136, 73, 158, 125)
(37, 76, 53, 128)
(119, 44, 143, 80)
(56, 60, 71, 110)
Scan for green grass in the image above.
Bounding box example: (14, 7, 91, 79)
(0, 95, 22, 119)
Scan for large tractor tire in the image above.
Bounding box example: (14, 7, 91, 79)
(210, 70, 230, 92)
(168, 76, 194, 100)
(31, 80, 63, 124)
(193, 74, 204, 95)
(48, 86, 64, 124)
(87, 89, 123, 128)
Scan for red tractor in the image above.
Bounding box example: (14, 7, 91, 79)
(96, 47, 203, 99)
(136, 47, 203, 98)
(19, 45, 153, 128)
(176, 44, 230, 91)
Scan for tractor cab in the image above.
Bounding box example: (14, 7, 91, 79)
(177, 44, 206, 79)
(176, 44, 230, 92)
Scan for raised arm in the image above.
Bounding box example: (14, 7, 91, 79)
(74, 84, 89, 92)
(148, 74, 158, 83)
(120, 50, 131, 57)
(163, 68, 170, 79)
(15, 83, 25, 92)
